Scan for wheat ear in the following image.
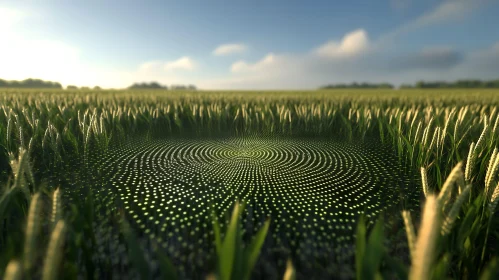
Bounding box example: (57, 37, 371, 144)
(409, 195, 440, 280)
(23, 193, 43, 272)
(3, 260, 22, 280)
(402, 210, 416, 260)
(42, 220, 67, 280)
(441, 184, 471, 235)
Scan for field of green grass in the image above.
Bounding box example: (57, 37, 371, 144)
(1, 89, 499, 279)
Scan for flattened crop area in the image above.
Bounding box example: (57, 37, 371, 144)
(100, 136, 418, 271)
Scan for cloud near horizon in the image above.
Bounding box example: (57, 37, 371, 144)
(231, 53, 276, 73)
(139, 57, 197, 72)
(203, 0, 496, 90)
(0, 6, 201, 88)
(201, 29, 499, 89)
(0, 7, 130, 88)
(213, 43, 248, 56)
(314, 29, 370, 58)
(388, 47, 464, 71)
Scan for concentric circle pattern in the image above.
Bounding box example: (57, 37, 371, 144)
(99, 135, 417, 273)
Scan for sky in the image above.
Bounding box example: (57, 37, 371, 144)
(0, 0, 498, 89)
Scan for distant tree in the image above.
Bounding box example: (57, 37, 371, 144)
(66, 85, 78, 90)
(409, 79, 499, 88)
(170, 84, 198, 90)
(93, 86, 101, 90)
(415, 81, 426, 88)
(0, 78, 62, 88)
(378, 83, 394, 89)
(171, 85, 186, 90)
(323, 79, 499, 89)
(399, 84, 413, 89)
(128, 82, 168, 89)
(320, 82, 394, 89)
(484, 80, 499, 88)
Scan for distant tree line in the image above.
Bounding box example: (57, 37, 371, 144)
(400, 79, 499, 89)
(320, 82, 394, 89)
(0, 78, 62, 89)
(128, 82, 197, 90)
(128, 82, 167, 89)
(66, 85, 101, 90)
(171, 84, 197, 90)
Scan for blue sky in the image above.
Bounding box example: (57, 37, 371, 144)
(1, 0, 498, 89)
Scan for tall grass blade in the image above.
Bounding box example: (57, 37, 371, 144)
(244, 218, 270, 280)
(441, 184, 471, 235)
(42, 220, 67, 280)
(283, 259, 296, 280)
(219, 203, 241, 280)
(355, 215, 366, 280)
(409, 195, 440, 280)
(402, 210, 416, 260)
(3, 260, 22, 280)
(121, 218, 151, 280)
(23, 192, 43, 273)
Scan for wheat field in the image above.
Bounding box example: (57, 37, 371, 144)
(1, 89, 499, 279)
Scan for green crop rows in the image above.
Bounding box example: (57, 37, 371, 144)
(0, 89, 499, 279)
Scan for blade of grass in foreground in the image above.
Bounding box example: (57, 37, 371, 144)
(283, 259, 296, 280)
(243, 218, 270, 280)
(355, 215, 366, 280)
(42, 220, 67, 280)
(219, 203, 241, 280)
(121, 218, 151, 280)
(362, 217, 384, 280)
(3, 260, 22, 280)
(409, 195, 440, 280)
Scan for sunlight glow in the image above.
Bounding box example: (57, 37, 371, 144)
(0, 7, 129, 88)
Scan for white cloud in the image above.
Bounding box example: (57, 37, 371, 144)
(213, 43, 248, 56)
(164, 56, 196, 71)
(0, 6, 200, 88)
(128, 58, 201, 88)
(137, 61, 164, 72)
(231, 53, 276, 73)
(138, 57, 197, 73)
(314, 29, 370, 58)
(223, 28, 373, 87)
